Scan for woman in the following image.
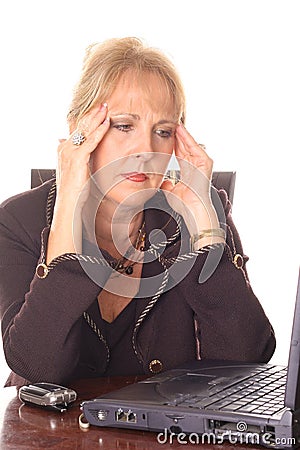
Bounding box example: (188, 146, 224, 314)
(0, 37, 275, 386)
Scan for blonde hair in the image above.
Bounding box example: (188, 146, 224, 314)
(68, 37, 186, 125)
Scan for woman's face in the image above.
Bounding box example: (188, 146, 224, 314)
(91, 71, 178, 208)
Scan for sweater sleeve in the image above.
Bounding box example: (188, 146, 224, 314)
(0, 205, 108, 384)
(176, 190, 276, 363)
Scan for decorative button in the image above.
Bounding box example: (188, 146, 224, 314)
(149, 359, 163, 374)
(233, 253, 244, 269)
(36, 263, 49, 279)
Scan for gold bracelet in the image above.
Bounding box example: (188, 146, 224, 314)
(190, 228, 226, 251)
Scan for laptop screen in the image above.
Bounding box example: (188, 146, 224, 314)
(284, 269, 300, 410)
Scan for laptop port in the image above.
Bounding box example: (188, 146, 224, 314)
(208, 419, 261, 435)
(115, 409, 137, 423)
(127, 411, 137, 423)
(116, 409, 127, 422)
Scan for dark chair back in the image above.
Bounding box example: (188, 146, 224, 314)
(31, 169, 56, 190)
(31, 169, 236, 204)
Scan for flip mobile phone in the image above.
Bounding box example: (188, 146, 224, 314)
(19, 382, 77, 412)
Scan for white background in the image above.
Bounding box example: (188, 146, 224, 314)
(0, 0, 299, 386)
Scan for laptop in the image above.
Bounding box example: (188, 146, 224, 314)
(82, 270, 300, 448)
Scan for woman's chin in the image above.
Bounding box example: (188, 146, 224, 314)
(107, 187, 158, 209)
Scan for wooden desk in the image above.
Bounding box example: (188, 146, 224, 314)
(0, 376, 263, 449)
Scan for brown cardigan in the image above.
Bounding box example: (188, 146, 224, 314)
(0, 180, 275, 386)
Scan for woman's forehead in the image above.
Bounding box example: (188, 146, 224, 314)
(108, 71, 177, 118)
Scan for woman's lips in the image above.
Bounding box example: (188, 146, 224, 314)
(121, 172, 149, 182)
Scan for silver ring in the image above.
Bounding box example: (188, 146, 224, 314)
(198, 143, 206, 150)
(72, 131, 86, 146)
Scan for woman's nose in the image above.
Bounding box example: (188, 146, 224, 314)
(134, 133, 154, 160)
(135, 151, 153, 161)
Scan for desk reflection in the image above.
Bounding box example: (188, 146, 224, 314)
(0, 376, 263, 449)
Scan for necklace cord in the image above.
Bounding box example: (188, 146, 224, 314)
(110, 222, 146, 275)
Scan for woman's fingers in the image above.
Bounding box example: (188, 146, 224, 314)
(176, 124, 207, 156)
(160, 179, 174, 194)
(68, 103, 109, 154)
(56, 104, 110, 201)
(175, 124, 213, 183)
(176, 125, 211, 162)
(58, 104, 110, 163)
(76, 103, 108, 135)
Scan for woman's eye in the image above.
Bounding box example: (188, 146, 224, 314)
(155, 129, 173, 138)
(113, 124, 133, 132)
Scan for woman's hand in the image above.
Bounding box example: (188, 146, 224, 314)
(56, 104, 110, 205)
(161, 124, 213, 205)
(46, 104, 110, 263)
(161, 124, 222, 244)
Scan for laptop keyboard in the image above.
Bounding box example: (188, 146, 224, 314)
(178, 365, 287, 416)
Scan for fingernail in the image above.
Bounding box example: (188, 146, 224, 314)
(100, 102, 108, 111)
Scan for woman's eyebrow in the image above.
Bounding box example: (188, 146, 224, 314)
(111, 113, 140, 120)
(111, 114, 177, 125)
(156, 119, 177, 126)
